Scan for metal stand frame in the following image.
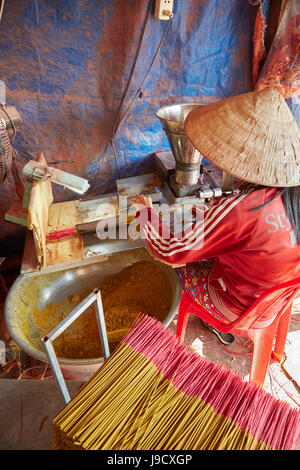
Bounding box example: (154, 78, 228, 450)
(41, 288, 110, 404)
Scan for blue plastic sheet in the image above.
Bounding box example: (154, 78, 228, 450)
(0, 0, 259, 245)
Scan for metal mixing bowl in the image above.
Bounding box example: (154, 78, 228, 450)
(5, 249, 182, 377)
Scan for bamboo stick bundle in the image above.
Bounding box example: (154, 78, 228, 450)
(53, 315, 300, 450)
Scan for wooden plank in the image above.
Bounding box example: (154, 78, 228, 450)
(21, 231, 84, 275)
(45, 234, 83, 267)
(46, 195, 119, 237)
(21, 230, 39, 273)
(47, 200, 79, 233)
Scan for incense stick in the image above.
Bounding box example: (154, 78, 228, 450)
(53, 315, 300, 450)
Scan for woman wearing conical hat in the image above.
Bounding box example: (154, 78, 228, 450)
(131, 87, 300, 346)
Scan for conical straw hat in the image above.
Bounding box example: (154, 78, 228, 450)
(185, 87, 300, 187)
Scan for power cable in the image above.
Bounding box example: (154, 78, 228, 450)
(85, 2, 173, 198)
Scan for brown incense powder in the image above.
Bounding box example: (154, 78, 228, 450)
(33, 262, 171, 359)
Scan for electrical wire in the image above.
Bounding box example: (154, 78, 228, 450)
(85, 2, 173, 198)
(83, 0, 154, 197)
(116, 13, 173, 130)
(111, 0, 154, 141)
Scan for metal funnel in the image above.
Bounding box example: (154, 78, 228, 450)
(155, 103, 205, 186)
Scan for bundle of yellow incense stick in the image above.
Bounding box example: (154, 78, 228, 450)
(53, 315, 300, 450)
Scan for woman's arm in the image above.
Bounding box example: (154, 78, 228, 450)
(131, 192, 254, 266)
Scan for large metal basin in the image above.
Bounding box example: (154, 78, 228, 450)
(5, 249, 182, 379)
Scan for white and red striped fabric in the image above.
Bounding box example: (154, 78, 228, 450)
(136, 186, 300, 320)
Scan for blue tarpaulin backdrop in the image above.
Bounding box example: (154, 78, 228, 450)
(0, 0, 262, 246)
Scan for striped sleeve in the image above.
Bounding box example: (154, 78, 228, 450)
(136, 192, 252, 265)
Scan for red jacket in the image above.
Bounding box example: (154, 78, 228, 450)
(136, 187, 300, 322)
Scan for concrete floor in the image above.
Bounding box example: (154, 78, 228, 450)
(0, 379, 84, 450)
(0, 306, 299, 450)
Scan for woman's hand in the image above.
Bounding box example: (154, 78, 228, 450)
(130, 194, 153, 212)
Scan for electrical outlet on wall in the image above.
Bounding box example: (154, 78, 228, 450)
(155, 0, 174, 20)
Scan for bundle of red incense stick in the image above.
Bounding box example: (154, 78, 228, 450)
(53, 315, 300, 450)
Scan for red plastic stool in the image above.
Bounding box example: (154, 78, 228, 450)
(176, 277, 300, 387)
